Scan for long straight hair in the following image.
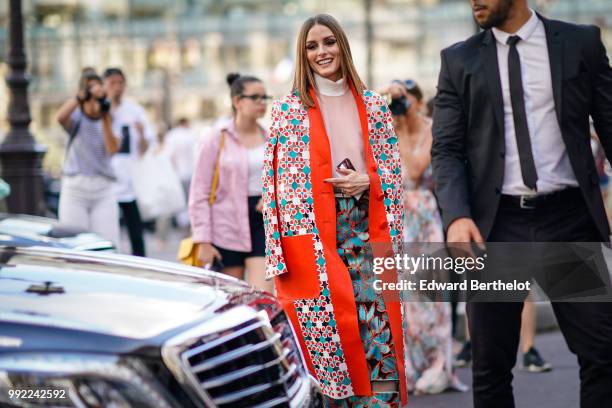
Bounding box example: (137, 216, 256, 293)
(292, 14, 366, 108)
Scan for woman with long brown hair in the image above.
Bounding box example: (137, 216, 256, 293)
(262, 14, 407, 407)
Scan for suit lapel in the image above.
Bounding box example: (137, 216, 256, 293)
(479, 30, 505, 137)
(541, 15, 563, 126)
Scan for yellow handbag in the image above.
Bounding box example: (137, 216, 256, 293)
(177, 237, 202, 267)
(177, 131, 226, 267)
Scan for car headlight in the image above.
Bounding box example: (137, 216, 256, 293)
(0, 353, 177, 407)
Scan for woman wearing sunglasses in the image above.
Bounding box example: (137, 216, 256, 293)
(189, 72, 272, 292)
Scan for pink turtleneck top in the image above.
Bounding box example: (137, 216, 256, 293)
(314, 74, 366, 178)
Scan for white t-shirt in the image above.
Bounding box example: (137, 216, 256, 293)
(247, 143, 265, 197)
(163, 126, 197, 182)
(110, 99, 156, 202)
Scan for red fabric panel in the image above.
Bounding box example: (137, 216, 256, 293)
(275, 235, 321, 300)
(352, 87, 408, 406)
(308, 88, 373, 397)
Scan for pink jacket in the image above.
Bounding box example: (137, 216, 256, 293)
(189, 119, 267, 252)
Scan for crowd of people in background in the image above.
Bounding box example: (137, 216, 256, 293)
(53, 8, 612, 406)
(54, 63, 610, 397)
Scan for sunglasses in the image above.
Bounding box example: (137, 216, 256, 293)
(392, 79, 417, 90)
(239, 94, 272, 103)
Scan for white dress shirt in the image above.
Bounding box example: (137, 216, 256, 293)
(492, 10, 578, 195)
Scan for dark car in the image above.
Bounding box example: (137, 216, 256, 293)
(0, 214, 114, 251)
(0, 246, 321, 407)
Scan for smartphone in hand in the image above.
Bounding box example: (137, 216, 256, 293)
(210, 258, 225, 272)
(337, 158, 356, 171)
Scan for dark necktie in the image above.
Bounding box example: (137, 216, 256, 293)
(507, 35, 538, 191)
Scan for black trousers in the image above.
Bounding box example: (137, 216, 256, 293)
(468, 189, 612, 408)
(119, 200, 146, 257)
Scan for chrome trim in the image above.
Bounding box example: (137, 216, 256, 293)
(182, 320, 266, 359)
(251, 375, 321, 408)
(200, 348, 292, 389)
(211, 364, 298, 405)
(189, 332, 282, 373)
(161, 306, 260, 407)
(162, 304, 313, 407)
(6, 245, 248, 286)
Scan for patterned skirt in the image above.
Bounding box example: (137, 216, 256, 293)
(324, 193, 401, 408)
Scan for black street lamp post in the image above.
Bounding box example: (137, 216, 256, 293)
(0, 0, 47, 215)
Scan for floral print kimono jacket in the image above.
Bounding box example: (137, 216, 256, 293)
(262, 85, 407, 405)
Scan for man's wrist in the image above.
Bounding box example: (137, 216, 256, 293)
(447, 216, 472, 231)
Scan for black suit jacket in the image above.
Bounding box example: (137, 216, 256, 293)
(431, 15, 612, 241)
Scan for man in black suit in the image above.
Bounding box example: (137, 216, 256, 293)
(431, 0, 612, 407)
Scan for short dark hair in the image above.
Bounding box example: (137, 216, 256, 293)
(103, 67, 126, 80)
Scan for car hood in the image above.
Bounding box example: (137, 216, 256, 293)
(0, 214, 115, 251)
(0, 246, 255, 351)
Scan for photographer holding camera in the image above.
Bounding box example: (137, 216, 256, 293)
(56, 67, 120, 247)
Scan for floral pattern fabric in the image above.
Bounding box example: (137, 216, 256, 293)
(401, 164, 468, 395)
(324, 195, 400, 408)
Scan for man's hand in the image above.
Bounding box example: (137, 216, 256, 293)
(446, 217, 485, 258)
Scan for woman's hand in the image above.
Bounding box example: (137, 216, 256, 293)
(76, 89, 88, 103)
(198, 242, 223, 268)
(379, 82, 409, 100)
(324, 168, 370, 196)
(56, 96, 81, 131)
(255, 198, 264, 213)
(389, 82, 409, 99)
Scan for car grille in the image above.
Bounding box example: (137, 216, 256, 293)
(162, 305, 312, 408)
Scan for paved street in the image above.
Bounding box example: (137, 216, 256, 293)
(128, 228, 580, 408)
(118, 225, 186, 263)
(410, 331, 579, 408)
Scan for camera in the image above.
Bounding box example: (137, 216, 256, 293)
(98, 97, 111, 113)
(389, 94, 412, 116)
